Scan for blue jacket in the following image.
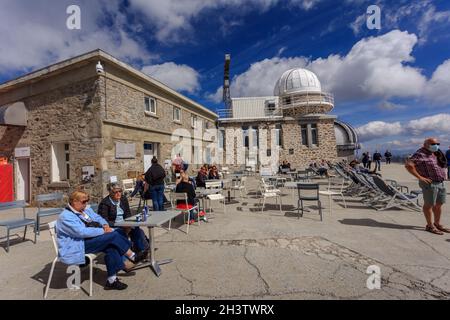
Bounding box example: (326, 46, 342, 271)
(56, 207, 108, 265)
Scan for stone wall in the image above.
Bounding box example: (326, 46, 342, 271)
(0, 76, 104, 205)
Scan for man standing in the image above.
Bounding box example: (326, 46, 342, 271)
(446, 146, 450, 180)
(405, 138, 448, 235)
(384, 150, 392, 164)
(373, 151, 382, 172)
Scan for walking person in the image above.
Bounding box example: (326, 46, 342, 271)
(144, 157, 166, 211)
(405, 138, 449, 235)
(373, 150, 382, 172)
(384, 150, 392, 164)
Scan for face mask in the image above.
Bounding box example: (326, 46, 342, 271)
(428, 144, 439, 152)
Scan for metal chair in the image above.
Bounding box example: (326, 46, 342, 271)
(44, 221, 99, 298)
(259, 181, 282, 212)
(296, 183, 323, 221)
(231, 176, 247, 199)
(35, 193, 64, 236)
(171, 193, 199, 234)
(0, 200, 36, 252)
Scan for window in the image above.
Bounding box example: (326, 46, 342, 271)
(301, 125, 308, 146)
(51, 143, 70, 182)
(205, 121, 210, 129)
(144, 97, 156, 115)
(173, 106, 181, 122)
(275, 124, 282, 147)
(191, 115, 198, 128)
(218, 130, 225, 149)
(289, 149, 294, 155)
(311, 124, 318, 146)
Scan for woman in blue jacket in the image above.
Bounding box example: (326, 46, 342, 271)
(56, 190, 138, 290)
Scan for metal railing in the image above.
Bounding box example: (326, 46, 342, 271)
(280, 92, 334, 108)
(217, 107, 283, 120)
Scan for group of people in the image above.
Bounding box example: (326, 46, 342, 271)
(361, 150, 392, 172)
(56, 155, 220, 291)
(309, 160, 333, 178)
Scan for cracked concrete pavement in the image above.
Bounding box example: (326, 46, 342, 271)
(1, 163, 450, 300)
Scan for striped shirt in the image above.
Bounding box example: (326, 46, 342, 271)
(410, 147, 447, 182)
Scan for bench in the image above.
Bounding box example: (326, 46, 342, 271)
(0, 200, 36, 252)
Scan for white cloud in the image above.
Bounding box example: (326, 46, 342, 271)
(356, 121, 404, 142)
(425, 59, 450, 106)
(406, 113, 450, 136)
(356, 113, 450, 144)
(208, 30, 428, 103)
(141, 62, 200, 94)
(0, 0, 153, 73)
(377, 101, 407, 111)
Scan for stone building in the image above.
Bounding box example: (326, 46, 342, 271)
(217, 68, 359, 172)
(0, 50, 217, 204)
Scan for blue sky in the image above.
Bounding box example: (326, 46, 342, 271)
(1, 0, 450, 154)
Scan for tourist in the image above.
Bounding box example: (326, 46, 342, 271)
(98, 183, 149, 258)
(145, 156, 166, 211)
(208, 165, 220, 180)
(361, 152, 368, 168)
(405, 138, 448, 235)
(175, 173, 207, 223)
(367, 152, 372, 170)
(56, 190, 137, 290)
(196, 166, 208, 188)
(446, 146, 450, 180)
(384, 150, 392, 164)
(373, 150, 382, 171)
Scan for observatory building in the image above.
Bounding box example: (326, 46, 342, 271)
(218, 68, 359, 170)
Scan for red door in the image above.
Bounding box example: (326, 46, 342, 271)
(0, 164, 14, 203)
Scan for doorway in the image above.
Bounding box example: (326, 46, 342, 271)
(15, 158, 30, 202)
(143, 142, 159, 173)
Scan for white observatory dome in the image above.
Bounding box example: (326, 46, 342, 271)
(274, 68, 322, 96)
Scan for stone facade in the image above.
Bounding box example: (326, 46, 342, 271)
(0, 50, 217, 205)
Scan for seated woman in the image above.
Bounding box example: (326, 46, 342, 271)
(57, 190, 140, 290)
(195, 167, 208, 188)
(176, 173, 207, 224)
(98, 183, 149, 258)
(208, 165, 220, 180)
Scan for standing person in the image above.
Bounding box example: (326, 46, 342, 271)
(145, 157, 166, 211)
(361, 152, 368, 168)
(373, 151, 382, 172)
(367, 152, 372, 170)
(384, 150, 392, 165)
(446, 146, 450, 180)
(405, 138, 448, 235)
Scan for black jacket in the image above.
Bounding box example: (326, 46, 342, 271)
(175, 181, 196, 206)
(98, 195, 132, 227)
(145, 164, 166, 186)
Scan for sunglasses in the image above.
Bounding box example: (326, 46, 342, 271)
(431, 143, 440, 146)
(112, 190, 122, 194)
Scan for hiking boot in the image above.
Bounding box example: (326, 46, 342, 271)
(104, 278, 128, 290)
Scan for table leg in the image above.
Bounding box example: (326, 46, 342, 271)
(148, 226, 173, 277)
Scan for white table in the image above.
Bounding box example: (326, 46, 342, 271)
(114, 210, 181, 277)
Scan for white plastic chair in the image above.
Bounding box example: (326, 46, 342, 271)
(44, 221, 99, 298)
(319, 177, 347, 214)
(259, 182, 282, 212)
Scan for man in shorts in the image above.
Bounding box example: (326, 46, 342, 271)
(405, 138, 448, 235)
